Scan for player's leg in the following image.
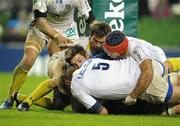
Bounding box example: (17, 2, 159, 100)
(17, 80, 69, 111)
(0, 30, 46, 109)
(167, 74, 180, 103)
(17, 52, 66, 111)
(14, 92, 53, 109)
(47, 40, 61, 56)
(160, 73, 180, 115)
(165, 57, 180, 72)
(17, 79, 54, 111)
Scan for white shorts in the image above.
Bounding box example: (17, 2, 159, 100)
(47, 50, 66, 78)
(139, 60, 178, 103)
(25, 29, 47, 53)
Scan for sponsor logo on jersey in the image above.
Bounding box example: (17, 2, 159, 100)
(134, 50, 143, 61)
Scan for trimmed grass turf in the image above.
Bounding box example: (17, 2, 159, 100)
(0, 72, 180, 126)
(0, 110, 180, 126)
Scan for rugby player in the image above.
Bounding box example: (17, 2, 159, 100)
(0, 0, 95, 109)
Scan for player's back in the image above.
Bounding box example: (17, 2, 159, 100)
(127, 36, 167, 63)
(71, 57, 141, 99)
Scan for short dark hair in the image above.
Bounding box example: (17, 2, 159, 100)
(65, 45, 86, 65)
(106, 30, 126, 46)
(90, 21, 112, 37)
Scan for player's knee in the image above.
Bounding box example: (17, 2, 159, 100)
(50, 77, 60, 88)
(20, 59, 34, 72)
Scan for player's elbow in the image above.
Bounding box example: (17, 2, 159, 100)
(35, 18, 47, 29)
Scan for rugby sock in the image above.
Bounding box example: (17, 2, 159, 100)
(16, 93, 27, 102)
(33, 96, 52, 108)
(168, 57, 180, 72)
(24, 79, 53, 106)
(168, 107, 176, 115)
(16, 93, 52, 108)
(8, 64, 28, 99)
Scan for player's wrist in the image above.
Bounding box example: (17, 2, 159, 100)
(124, 95, 137, 105)
(53, 33, 60, 40)
(129, 93, 137, 99)
(128, 95, 137, 101)
(53, 33, 63, 44)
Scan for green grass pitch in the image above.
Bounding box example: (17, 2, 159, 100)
(0, 72, 179, 126)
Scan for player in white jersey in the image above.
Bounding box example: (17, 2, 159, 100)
(14, 21, 111, 111)
(0, 0, 95, 109)
(103, 30, 180, 106)
(64, 45, 180, 115)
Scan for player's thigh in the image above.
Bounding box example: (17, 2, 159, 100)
(47, 40, 61, 56)
(20, 30, 46, 68)
(166, 73, 180, 103)
(48, 51, 66, 78)
(139, 62, 169, 103)
(25, 29, 46, 54)
(168, 72, 180, 86)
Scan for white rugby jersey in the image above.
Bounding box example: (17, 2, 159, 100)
(33, 0, 91, 25)
(71, 57, 141, 109)
(32, 0, 91, 43)
(127, 36, 167, 65)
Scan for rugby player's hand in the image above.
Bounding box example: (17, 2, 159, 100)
(123, 95, 137, 105)
(54, 34, 73, 47)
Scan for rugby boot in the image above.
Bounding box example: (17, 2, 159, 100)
(17, 102, 30, 111)
(0, 98, 14, 109)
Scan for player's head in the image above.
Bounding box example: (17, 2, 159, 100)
(89, 21, 112, 55)
(59, 64, 78, 91)
(65, 45, 89, 67)
(103, 30, 128, 59)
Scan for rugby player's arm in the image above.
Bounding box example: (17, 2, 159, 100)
(85, 10, 96, 24)
(89, 102, 108, 115)
(74, 0, 96, 24)
(33, 10, 64, 42)
(130, 59, 153, 99)
(71, 84, 108, 115)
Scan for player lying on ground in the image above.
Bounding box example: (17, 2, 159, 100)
(98, 30, 180, 105)
(64, 45, 180, 115)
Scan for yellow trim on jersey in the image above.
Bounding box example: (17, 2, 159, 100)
(85, 41, 92, 56)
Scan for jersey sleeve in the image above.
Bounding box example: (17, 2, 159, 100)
(33, 0, 47, 13)
(72, 0, 91, 18)
(71, 78, 97, 109)
(130, 46, 152, 65)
